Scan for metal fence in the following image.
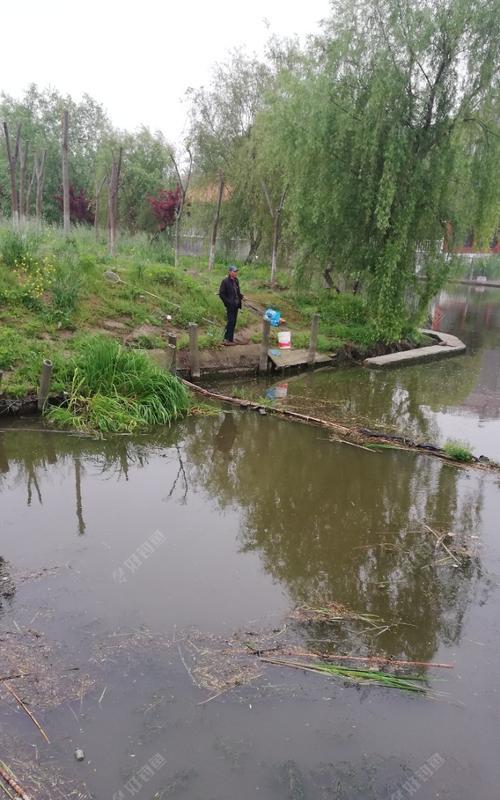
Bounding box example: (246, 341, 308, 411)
(178, 234, 251, 261)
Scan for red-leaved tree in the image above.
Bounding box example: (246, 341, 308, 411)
(56, 185, 94, 224)
(147, 185, 182, 232)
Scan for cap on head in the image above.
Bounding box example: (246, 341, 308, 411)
(228, 265, 238, 273)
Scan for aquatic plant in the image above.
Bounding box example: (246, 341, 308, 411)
(443, 440, 474, 463)
(46, 336, 189, 432)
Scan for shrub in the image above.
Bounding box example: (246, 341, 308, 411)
(50, 266, 81, 314)
(46, 336, 189, 432)
(443, 439, 474, 462)
(0, 229, 39, 268)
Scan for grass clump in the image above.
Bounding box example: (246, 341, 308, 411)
(443, 439, 474, 462)
(46, 335, 189, 433)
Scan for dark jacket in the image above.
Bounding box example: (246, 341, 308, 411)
(219, 276, 243, 309)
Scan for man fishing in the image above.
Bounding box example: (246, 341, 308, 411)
(219, 265, 243, 345)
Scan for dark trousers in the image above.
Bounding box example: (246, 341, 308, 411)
(224, 306, 238, 341)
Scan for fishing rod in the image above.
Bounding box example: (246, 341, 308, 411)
(103, 270, 217, 327)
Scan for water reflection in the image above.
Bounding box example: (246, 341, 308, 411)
(183, 413, 488, 661)
(0, 415, 490, 665)
(212, 286, 500, 458)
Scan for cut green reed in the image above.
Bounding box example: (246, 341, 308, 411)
(261, 657, 428, 693)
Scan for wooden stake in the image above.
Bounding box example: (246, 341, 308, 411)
(308, 313, 320, 365)
(259, 318, 271, 372)
(167, 333, 177, 374)
(188, 323, 200, 379)
(37, 359, 53, 411)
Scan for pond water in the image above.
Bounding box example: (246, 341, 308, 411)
(1, 284, 500, 799)
(215, 285, 500, 462)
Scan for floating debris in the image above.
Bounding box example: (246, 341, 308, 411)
(424, 523, 478, 567)
(290, 602, 382, 627)
(0, 630, 95, 711)
(0, 737, 93, 800)
(260, 657, 428, 693)
(180, 630, 263, 694)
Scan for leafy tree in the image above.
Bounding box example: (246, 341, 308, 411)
(272, 0, 500, 338)
(55, 184, 94, 224)
(0, 85, 110, 223)
(187, 51, 272, 266)
(148, 186, 182, 233)
(117, 127, 176, 233)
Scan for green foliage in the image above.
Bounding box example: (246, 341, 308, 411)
(46, 336, 189, 432)
(0, 86, 110, 224)
(49, 266, 82, 320)
(450, 256, 500, 281)
(261, 0, 500, 339)
(0, 228, 41, 268)
(294, 292, 379, 347)
(443, 440, 474, 462)
(0, 326, 67, 395)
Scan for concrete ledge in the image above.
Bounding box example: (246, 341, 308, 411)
(364, 329, 466, 368)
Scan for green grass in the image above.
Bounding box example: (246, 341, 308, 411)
(443, 439, 474, 462)
(0, 219, 413, 398)
(45, 336, 189, 432)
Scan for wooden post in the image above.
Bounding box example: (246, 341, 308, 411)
(38, 359, 53, 411)
(167, 333, 177, 374)
(308, 313, 320, 365)
(259, 318, 271, 372)
(189, 323, 200, 379)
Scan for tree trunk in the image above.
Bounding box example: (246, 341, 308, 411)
(3, 122, 21, 227)
(262, 182, 288, 285)
(26, 164, 36, 218)
(108, 148, 123, 257)
(94, 175, 106, 241)
(169, 147, 193, 268)
(62, 110, 70, 234)
(323, 264, 334, 288)
(174, 213, 180, 268)
(35, 151, 47, 227)
(19, 143, 28, 225)
(244, 227, 262, 264)
(270, 214, 281, 285)
(208, 173, 224, 270)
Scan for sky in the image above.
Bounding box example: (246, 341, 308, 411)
(1, 0, 329, 143)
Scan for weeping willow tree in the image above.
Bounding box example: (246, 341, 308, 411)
(271, 0, 500, 339)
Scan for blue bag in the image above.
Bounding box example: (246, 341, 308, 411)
(263, 308, 282, 327)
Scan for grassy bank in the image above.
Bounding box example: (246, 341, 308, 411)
(0, 223, 424, 409)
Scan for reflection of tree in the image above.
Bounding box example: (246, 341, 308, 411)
(184, 413, 486, 661)
(164, 444, 189, 504)
(0, 427, 180, 535)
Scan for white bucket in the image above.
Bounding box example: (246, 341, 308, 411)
(278, 330, 291, 349)
(274, 382, 289, 398)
